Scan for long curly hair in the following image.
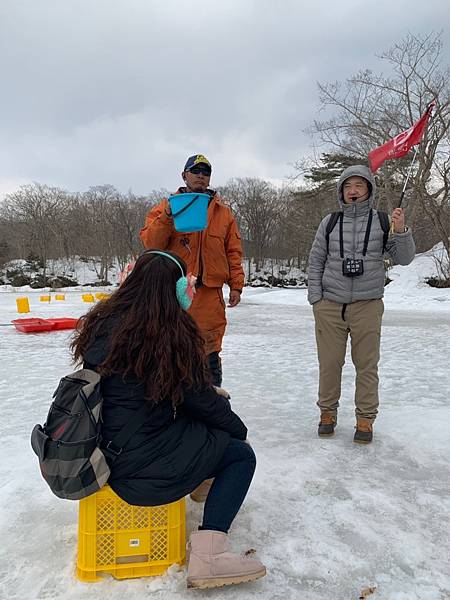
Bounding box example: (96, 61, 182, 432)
(71, 250, 211, 406)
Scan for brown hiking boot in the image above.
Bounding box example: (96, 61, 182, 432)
(190, 478, 214, 503)
(354, 418, 373, 444)
(318, 412, 337, 437)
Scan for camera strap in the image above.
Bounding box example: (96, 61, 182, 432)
(337, 210, 374, 258)
(362, 209, 373, 256)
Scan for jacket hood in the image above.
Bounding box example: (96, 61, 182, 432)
(337, 165, 376, 209)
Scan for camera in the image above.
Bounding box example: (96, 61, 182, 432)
(342, 258, 364, 277)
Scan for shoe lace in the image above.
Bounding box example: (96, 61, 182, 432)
(320, 414, 335, 425)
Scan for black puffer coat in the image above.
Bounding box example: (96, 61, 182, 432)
(83, 327, 247, 506)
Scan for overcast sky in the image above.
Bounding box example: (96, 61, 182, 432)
(0, 0, 448, 198)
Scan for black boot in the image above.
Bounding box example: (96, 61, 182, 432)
(318, 412, 337, 437)
(208, 352, 222, 387)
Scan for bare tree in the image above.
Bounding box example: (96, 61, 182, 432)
(109, 192, 154, 269)
(306, 31, 450, 275)
(75, 185, 120, 283)
(1, 183, 70, 283)
(0, 182, 172, 283)
(221, 178, 282, 271)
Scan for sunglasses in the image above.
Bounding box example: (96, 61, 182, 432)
(188, 167, 211, 176)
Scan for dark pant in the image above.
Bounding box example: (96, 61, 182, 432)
(208, 351, 222, 387)
(201, 438, 256, 534)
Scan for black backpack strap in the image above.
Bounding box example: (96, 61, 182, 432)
(362, 209, 374, 256)
(325, 212, 342, 255)
(102, 402, 153, 462)
(377, 211, 390, 253)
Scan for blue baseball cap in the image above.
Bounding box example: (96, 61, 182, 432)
(184, 154, 212, 173)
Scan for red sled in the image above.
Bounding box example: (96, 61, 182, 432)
(12, 318, 56, 333)
(12, 317, 79, 333)
(46, 318, 79, 330)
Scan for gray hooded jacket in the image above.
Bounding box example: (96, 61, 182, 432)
(307, 165, 416, 305)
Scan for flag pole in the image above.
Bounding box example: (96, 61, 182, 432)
(398, 100, 436, 208)
(398, 145, 419, 208)
(390, 144, 420, 233)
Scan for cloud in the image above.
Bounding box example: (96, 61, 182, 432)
(0, 0, 448, 197)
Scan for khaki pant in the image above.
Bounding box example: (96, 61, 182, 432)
(188, 286, 227, 355)
(313, 298, 384, 422)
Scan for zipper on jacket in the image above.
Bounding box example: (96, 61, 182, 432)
(350, 202, 357, 302)
(352, 202, 357, 257)
(196, 231, 203, 282)
(197, 200, 213, 283)
(200, 229, 205, 281)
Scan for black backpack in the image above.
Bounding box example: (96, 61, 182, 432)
(31, 368, 148, 500)
(325, 210, 390, 255)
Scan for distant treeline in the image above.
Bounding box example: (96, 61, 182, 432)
(1, 32, 449, 284)
(0, 161, 446, 286)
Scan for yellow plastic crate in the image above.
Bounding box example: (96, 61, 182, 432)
(76, 485, 185, 582)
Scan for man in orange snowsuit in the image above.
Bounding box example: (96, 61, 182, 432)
(140, 154, 244, 386)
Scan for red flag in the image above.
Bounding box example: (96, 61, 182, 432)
(368, 102, 435, 172)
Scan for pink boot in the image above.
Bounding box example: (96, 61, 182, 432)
(186, 530, 266, 589)
(190, 478, 214, 503)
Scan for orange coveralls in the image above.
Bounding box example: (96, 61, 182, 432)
(139, 190, 244, 354)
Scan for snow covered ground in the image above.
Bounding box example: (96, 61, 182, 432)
(0, 249, 449, 600)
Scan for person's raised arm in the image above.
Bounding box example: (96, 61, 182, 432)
(384, 208, 416, 265)
(140, 199, 175, 249)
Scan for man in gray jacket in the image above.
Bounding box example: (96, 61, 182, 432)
(308, 165, 415, 443)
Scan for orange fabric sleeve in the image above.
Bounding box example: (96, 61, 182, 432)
(225, 217, 245, 291)
(139, 199, 174, 249)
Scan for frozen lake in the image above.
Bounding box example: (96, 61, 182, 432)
(0, 286, 449, 599)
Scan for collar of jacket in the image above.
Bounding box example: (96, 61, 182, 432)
(339, 197, 372, 216)
(177, 187, 217, 202)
